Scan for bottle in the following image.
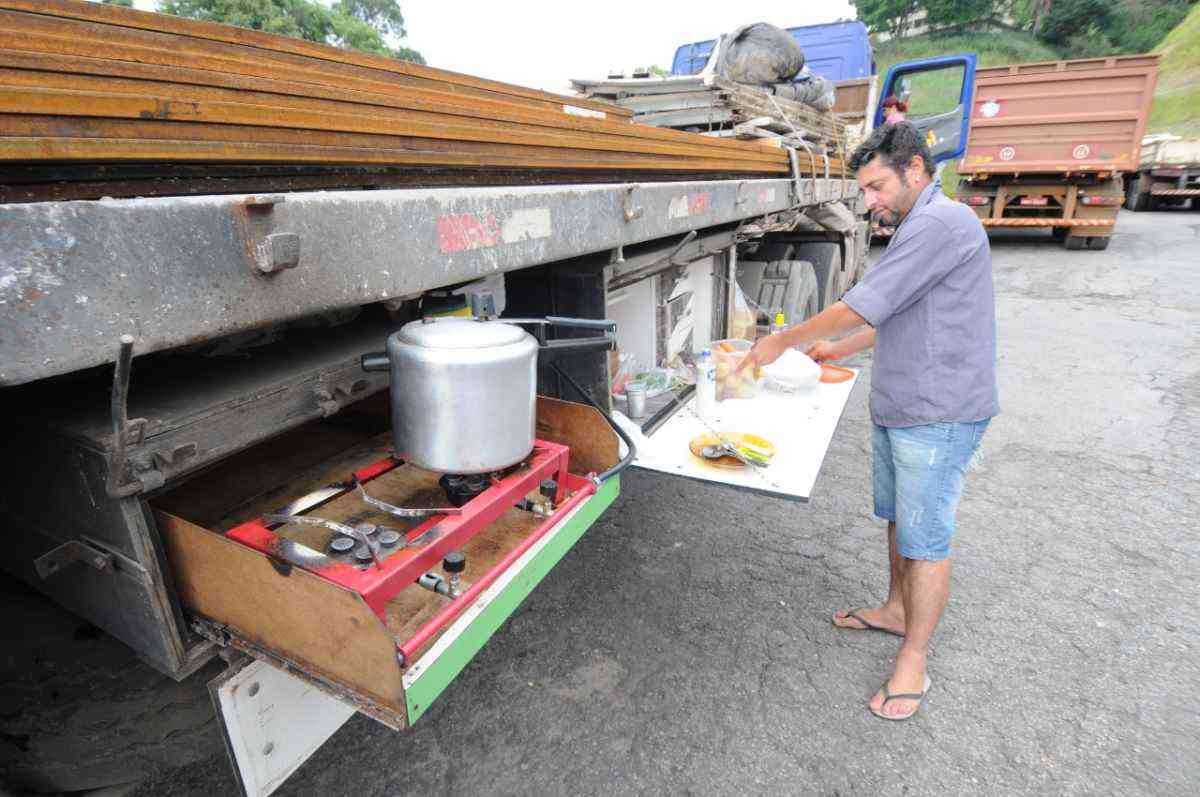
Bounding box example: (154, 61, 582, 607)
(771, 311, 787, 335)
(695, 349, 716, 420)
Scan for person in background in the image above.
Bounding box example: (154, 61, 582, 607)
(737, 122, 999, 721)
(882, 95, 908, 124)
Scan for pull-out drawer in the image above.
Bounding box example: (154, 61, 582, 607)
(151, 397, 619, 733)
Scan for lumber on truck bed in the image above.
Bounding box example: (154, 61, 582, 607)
(0, 0, 847, 200)
(570, 74, 848, 156)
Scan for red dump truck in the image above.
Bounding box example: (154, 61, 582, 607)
(955, 54, 1159, 250)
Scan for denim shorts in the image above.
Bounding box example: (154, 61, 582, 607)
(872, 420, 990, 561)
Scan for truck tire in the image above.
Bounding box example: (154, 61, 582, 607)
(0, 575, 223, 793)
(787, 260, 820, 322)
(1124, 185, 1150, 211)
(1064, 234, 1087, 250)
(790, 241, 842, 312)
(1087, 236, 1111, 251)
(1051, 226, 1068, 240)
(741, 241, 794, 262)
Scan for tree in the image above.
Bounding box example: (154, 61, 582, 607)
(852, 0, 922, 37)
(1036, 0, 1112, 46)
(921, 0, 998, 27)
(160, 0, 424, 63)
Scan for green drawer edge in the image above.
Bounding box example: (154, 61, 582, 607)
(405, 475, 619, 723)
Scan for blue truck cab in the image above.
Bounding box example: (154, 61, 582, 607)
(671, 20, 874, 82)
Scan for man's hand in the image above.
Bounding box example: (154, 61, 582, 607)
(804, 339, 843, 362)
(735, 333, 789, 374)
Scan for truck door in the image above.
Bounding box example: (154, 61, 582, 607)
(875, 54, 977, 163)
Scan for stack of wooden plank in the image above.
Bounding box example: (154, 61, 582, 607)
(0, 0, 824, 201)
(570, 74, 848, 155)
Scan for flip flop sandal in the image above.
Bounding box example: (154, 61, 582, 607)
(869, 674, 932, 721)
(834, 608, 905, 638)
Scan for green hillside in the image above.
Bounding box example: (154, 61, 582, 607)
(874, 30, 1062, 74)
(1147, 4, 1200, 136)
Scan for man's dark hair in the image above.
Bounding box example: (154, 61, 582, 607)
(849, 122, 935, 179)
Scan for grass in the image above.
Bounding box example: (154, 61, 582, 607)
(1147, 4, 1200, 136)
(873, 30, 1063, 74)
(872, 30, 1063, 195)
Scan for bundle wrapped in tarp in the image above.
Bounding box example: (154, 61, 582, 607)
(768, 67, 836, 112)
(715, 23, 804, 85)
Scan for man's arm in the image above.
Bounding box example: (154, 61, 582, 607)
(738, 301, 868, 371)
(807, 326, 876, 362)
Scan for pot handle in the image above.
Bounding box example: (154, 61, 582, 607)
(361, 352, 389, 372)
(544, 316, 617, 332)
(502, 316, 617, 359)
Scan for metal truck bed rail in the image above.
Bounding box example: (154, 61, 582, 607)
(0, 176, 855, 386)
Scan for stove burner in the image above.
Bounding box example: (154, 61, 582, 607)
(439, 473, 494, 507)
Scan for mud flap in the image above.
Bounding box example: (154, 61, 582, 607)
(209, 657, 356, 797)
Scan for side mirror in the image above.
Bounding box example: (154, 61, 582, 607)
(876, 54, 977, 163)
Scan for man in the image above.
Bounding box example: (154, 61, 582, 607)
(739, 122, 999, 720)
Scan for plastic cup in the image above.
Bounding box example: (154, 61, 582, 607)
(625, 379, 648, 418)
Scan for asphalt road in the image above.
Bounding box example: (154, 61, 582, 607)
(127, 209, 1198, 796)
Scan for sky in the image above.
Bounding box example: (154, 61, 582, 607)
(130, 0, 859, 93)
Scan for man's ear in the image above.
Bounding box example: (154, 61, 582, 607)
(909, 155, 926, 177)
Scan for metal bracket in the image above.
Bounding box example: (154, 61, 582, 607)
(667, 230, 699, 267)
(235, 195, 302, 275)
(151, 441, 199, 470)
(35, 539, 115, 580)
(314, 377, 369, 417)
(787, 148, 805, 205)
(623, 185, 644, 222)
(107, 335, 152, 498)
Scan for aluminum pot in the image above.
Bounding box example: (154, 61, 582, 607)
(363, 315, 617, 475)
(363, 317, 538, 474)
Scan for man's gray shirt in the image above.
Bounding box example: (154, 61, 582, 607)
(842, 181, 999, 428)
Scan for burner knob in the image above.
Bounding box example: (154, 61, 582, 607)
(539, 479, 557, 500)
(442, 550, 466, 574)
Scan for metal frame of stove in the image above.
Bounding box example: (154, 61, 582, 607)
(224, 439, 594, 664)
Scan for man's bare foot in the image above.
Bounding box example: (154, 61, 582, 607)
(869, 649, 929, 719)
(832, 606, 906, 637)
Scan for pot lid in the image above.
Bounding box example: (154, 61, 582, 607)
(399, 317, 530, 349)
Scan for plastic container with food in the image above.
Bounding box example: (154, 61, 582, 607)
(709, 339, 763, 401)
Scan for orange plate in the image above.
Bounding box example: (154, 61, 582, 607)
(688, 432, 777, 470)
(820, 363, 854, 384)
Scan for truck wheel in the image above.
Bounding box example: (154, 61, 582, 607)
(1051, 226, 1068, 240)
(0, 575, 223, 793)
(742, 241, 794, 262)
(1133, 193, 1150, 211)
(1087, 236, 1111, 251)
(1064, 235, 1087, 250)
(787, 261, 820, 322)
(790, 241, 842, 312)
(1123, 175, 1149, 211)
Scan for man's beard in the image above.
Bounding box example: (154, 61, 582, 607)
(878, 172, 918, 226)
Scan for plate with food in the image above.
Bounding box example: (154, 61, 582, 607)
(688, 432, 777, 470)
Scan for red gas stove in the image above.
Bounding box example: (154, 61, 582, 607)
(225, 439, 594, 664)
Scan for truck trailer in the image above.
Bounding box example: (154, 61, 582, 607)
(0, 3, 975, 793)
(955, 54, 1159, 249)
